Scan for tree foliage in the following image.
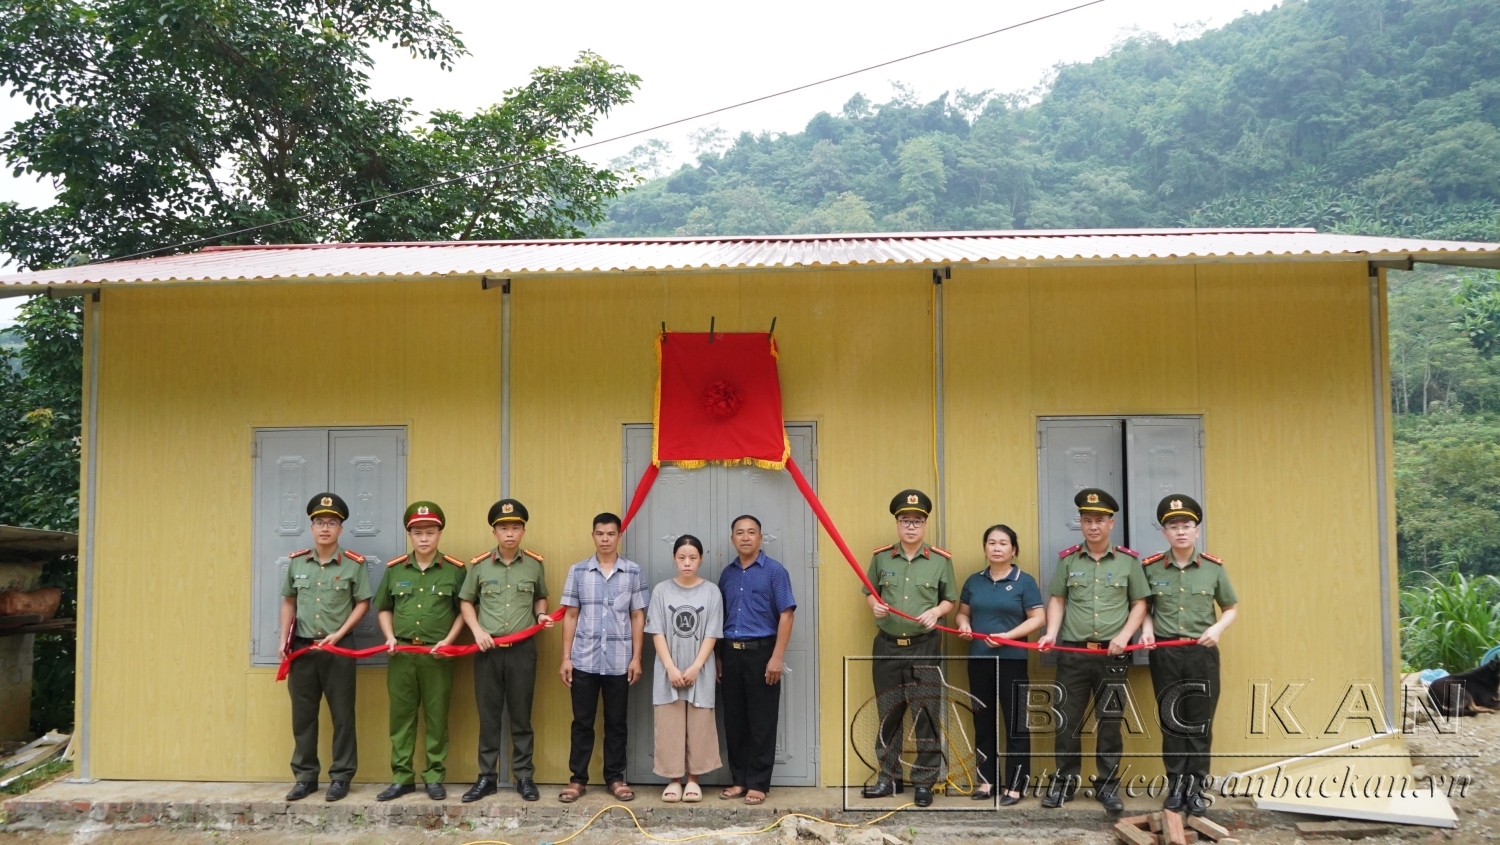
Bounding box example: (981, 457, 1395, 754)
(595, 0, 1500, 240)
(0, 0, 639, 269)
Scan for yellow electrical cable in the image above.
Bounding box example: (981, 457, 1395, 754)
(458, 801, 916, 845)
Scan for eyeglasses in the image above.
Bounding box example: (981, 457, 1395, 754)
(897, 518, 927, 528)
(311, 519, 342, 529)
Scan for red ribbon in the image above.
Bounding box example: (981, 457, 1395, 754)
(276, 607, 566, 681)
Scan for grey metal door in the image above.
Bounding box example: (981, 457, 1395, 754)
(251, 427, 406, 667)
(1036, 419, 1124, 667)
(621, 424, 819, 786)
(1124, 418, 1206, 560)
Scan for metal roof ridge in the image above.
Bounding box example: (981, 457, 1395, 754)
(193, 227, 1324, 253)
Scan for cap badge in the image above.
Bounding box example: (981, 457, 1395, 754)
(1086, 493, 1099, 504)
(906, 494, 919, 505)
(501, 503, 514, 514)
(417, 506, 430, 516)
(321, 496, 332, 507)
(1170, 499, 1182, 510)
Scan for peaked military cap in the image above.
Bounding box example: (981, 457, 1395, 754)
(307, 492, 349, 521)
(404, 500, 445, 529)
(1156, 494, 1203, 525)
(890, 489, 933, 517)
(1074, 487, 1119, 515)
(488, 498, 529, 526)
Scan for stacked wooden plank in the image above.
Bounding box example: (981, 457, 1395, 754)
(1114, 811, 1240, 845)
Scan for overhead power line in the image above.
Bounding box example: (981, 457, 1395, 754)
(101, 0, 1109, 264)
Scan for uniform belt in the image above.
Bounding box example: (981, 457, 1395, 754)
(399, 637, 432, 646)
(726, 637, 776, 650)
(1061, 640, 1113, 651)
(880, 630, 938, 648)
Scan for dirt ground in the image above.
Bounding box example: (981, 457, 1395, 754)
(2, 713, 1496, 845)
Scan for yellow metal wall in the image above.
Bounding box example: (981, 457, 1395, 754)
(80, 260, 1392, 784)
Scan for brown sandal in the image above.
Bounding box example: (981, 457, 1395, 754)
(559, 782, 586, 803)
(607, 781, 635, 801)
(745, 790, 766, 805)
(720, 786, 747, 800)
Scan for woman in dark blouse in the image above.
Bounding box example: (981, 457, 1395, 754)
(956, 524, 1045, 804)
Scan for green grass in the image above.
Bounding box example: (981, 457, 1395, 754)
(0, 757, 71, 796)
(1400, 568, 1500, 672)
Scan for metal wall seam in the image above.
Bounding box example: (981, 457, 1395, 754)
(501, 280, 512, 498)
(1368, 263, 1396, 729)
(933, 268, 948, 547)
(73, 292, 101, 782)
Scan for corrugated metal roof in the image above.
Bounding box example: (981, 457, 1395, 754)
(3, 228, 1498, 294)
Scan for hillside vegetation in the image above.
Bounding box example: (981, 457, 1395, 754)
(596, 0, 1500, 241)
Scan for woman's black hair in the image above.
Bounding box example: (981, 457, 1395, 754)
(982, 524, 1019, 555)
(673, 534, 704, 555)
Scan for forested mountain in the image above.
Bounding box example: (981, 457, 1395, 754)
(595, 0, 1500, 241)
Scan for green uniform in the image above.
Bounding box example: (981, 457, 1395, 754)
(1047, 544, 1150, 794)
(1143, 550, 1237, 791)
(375, 552, 466, 785)
(460, 548, 549, 779)
(863, 544, 959, 786)
(281, 546, 373, 783)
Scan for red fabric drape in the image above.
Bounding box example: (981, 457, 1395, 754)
(655, 332, 788, 468)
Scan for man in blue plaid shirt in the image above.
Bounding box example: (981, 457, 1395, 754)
(557, 512, 649, 802)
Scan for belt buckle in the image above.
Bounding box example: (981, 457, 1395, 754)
(497, 642, 512, 648)
(732, 642, 746, 650)
(1086, 642, 1104, 651)
(412, 638, 424, 646)
(895, 637, 911, 647)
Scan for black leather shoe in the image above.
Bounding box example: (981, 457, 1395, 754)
(325, 780, 349, 802)
(913, 785, 934, 807)
(970, 785, 993, 801)
(516, 777, 540, 802)
(999, 792, 1022, 806)
(1096, 786, 1124, 813)
(426, 782, 446, 800)
(376, 783, 415, 801)
(1163, 778, 1187, 812)
(860, 776, 903, 798)
(1040, 779, 1075, 809)
(462, 776, 497, 803)
(285, 781, 318, 801)
(1186, 791, 1212, 816)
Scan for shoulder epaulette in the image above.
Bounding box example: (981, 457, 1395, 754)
(524, 549, 545, 562)
(470, 551, 492, 565)
(1201, 552, 1225, 565)
(929, 546, 952, 559)
(872, 543, 895, 555)
(342, 549, 365, 563)
(289, 549, 312, 559)
(1115, 546, 1139, 558)
(386, 554, 409, 568)
(1142, 552, 1165, 566)
(443, 554, 466, 567)
(1057, 544, 1080, 559)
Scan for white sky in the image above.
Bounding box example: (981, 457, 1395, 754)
(0, 0, 1278, 327)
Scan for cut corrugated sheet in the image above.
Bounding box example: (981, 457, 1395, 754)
(2, 228, 1499, 291)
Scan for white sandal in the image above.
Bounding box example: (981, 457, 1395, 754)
(662, 782, 683, 803)
(683, 782, 703, 803)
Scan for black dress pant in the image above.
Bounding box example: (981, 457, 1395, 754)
(568, 669, 629, 785)
(1148, 643, 1220, 790)
(871, 633, 945, 786)
(720, 640, 781, 792)
(967, 656, 1032, 792)
(287, 639, 358, 783)
(1053, 649, 1130, 791)
(474, 639, 538, 779)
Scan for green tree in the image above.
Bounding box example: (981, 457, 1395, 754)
(0, 0, 639, 268)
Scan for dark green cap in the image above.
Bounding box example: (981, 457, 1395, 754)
(1075, 487, 1119, 515)
(890, 489, 932, 517)
(1157, 494, 1202, 525)
(489, 498, 528, 525)
(307, 492, 348, 521)
(404, 501, 445, 529)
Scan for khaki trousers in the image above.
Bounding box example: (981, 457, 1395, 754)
(653, 701, 723, 778)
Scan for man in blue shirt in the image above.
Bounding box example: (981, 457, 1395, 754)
(717, 514, 797, 805)
(558, 512, 649, 803)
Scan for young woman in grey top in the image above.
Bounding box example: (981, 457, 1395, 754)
(645, 535, 724, 802)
